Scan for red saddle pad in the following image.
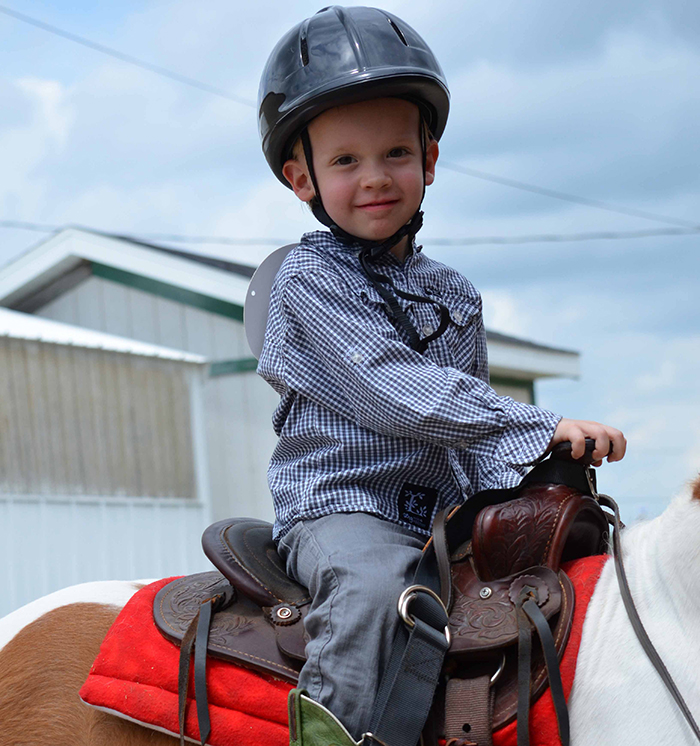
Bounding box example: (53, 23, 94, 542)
(80, 555, 607, 746)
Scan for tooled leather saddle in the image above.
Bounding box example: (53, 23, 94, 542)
(154, 442, 609, 746)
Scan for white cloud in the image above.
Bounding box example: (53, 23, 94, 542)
(481, 288, 531, 337)
(634, 359, 677, 393)
(14, 77, 73, 147)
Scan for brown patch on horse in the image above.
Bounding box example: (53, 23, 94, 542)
(692, 476, 700, 502)
(0, 602, 176, 745)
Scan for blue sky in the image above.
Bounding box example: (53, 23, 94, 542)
(1, 1, 698, 517)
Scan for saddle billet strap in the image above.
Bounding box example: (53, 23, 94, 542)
(599, 493, 700, 744)
(444, 672, 494, 746)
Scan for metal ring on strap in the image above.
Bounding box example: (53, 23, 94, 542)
(490, 651, 507, 686)
(397, 584, 451, 647)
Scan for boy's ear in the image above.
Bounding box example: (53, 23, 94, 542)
(424, 139, 439, 187)
(282, 158, 316, 202)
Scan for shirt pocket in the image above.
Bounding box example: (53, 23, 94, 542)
(351, 283, 416, 341)
(440, 294, 481, 371)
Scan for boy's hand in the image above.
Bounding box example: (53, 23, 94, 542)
(549, 418, 626, 466)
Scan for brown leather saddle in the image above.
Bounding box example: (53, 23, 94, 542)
(154, 443, 609, 746)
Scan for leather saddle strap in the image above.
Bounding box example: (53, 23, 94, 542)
(194, 599, 214, 745)
(444, 673, 494, 746)
(516, 602, 533, 746)
(177, 595, 227, 746)
(521, 596, 569, 746)
(432, 507, 453, 609)
(178, 608, 199, 746)
(599, 493, 700, 743)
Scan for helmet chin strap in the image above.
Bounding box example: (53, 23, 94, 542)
(300, 119, 450, 354)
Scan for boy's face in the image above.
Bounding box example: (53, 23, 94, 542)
(283, 98, 438, 251)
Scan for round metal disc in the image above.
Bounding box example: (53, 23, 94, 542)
(244, 244, 298, 359)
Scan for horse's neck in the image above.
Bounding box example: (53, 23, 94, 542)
(621, 485, 700, 631)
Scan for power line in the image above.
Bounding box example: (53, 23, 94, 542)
(439, 161, 700, 229)
(2, 4, 698, 231)
(2, 219, 698, 247)
(0, 219, 59, 233)
(420, 227, 700, 246)
(0, 4, 255, 107)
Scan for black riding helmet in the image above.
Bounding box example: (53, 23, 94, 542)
(258, 6, 452, 351)
(259, 6, 448, 242)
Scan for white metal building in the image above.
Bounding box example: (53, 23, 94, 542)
(0, 228, 580, 614)
(0, 307, 211, 616)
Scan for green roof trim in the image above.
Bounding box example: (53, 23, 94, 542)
(209, 358, 258, 377)
(91, 262, 244, 321)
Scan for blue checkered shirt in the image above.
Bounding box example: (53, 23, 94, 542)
(258, 231, 561, 541)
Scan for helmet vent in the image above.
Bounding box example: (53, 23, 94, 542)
(299, 20, 311, 66)
(386, 17, 409, 46)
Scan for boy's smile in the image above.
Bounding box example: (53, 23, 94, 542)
(283, 98, 439, 259)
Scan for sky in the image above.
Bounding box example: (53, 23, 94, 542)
(0, 0, 698, 519)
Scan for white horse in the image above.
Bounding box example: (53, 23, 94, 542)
(1, 479, 699, 745)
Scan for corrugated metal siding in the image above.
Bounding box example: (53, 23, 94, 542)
(0, 336, 196, 498)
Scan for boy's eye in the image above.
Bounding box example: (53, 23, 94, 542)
(334, 155, 356, 166)
(388, 147, 409, 158)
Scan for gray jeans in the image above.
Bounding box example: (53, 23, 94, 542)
(278, 513, 425, 740)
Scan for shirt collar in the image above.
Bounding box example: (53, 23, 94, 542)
(301, 230, 422, 266)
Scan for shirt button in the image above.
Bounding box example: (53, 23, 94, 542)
(351, 351, 364, 364)
(458, 440, 469, 449)
(453, 311, 463, 323)
(422, 325, 434, 336)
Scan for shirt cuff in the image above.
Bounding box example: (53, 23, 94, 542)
(494, 400, 561, 467)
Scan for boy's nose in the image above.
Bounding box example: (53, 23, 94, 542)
(360, 162, 392, 189)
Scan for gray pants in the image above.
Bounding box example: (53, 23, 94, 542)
(278, 513, 425, 741)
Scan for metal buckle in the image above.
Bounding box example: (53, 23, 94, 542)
(362, 733, 390, 746)
(585, 465, 599, 499)
(397, 584, 451, 647)
(490, 651, 506, 686)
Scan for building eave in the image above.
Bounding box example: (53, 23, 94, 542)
(0, 227, 250, 313)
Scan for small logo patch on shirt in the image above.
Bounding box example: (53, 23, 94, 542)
(398, 482, 439, 532)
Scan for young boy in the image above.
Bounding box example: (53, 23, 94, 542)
(257, 6, 626, 744)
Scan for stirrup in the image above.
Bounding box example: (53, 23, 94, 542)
(288, 689, 365, 746)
